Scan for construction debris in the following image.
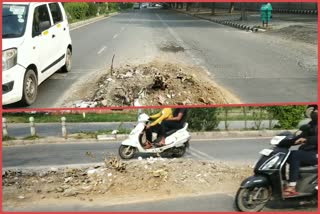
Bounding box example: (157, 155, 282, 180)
(3, 158, 252, 209)
(70, 61, 235, 107)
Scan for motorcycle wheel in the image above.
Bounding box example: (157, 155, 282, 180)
(235, 187, 270, 212)
(172, 146, 186, 158)
(119, 145, 136, 159)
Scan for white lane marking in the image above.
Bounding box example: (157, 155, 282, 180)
(189, 146, 215, 160)
(97, 46, 107, 55)
(113, 34, 118, 39)
(187, 150, 205, 160)
(121, 26, 125, 31)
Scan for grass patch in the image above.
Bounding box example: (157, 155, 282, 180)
(23, 135, 42, 140)
(2, 136, 16, 141)
(3, 112, 138, 123)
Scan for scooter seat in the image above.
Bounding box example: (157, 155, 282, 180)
(299, 165, 318, 173)
(165, 129, 178, 136)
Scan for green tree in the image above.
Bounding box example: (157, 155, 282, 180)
(265, 106, 306, 129)
(86, 3, 98, 17)
(187, 108, 220, 131)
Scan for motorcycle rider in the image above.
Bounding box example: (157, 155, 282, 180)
(283, 106, 318, 197)
(156, 108, 188, 147)
(144, 108, 173, 149)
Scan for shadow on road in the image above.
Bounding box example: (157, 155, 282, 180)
(265, 196, 317, 211)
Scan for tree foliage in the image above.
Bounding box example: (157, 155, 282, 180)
(265, 106, 306, 129)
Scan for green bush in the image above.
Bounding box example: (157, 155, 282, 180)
(108, 3, 119, 11)
(186, 108, 220, 131)
(87, 2, 98, 17)
(98, 3, 108, 15)
(64, 3, 89, 20)
(265, 106, 306, 129)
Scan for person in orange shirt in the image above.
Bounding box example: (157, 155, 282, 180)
(144, 108, 173, 149)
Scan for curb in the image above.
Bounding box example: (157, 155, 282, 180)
(69, 12, 119, 30)
(275, 9, 317, 15)
(174, 10, 261, 33)
(3, 129, 295, 146)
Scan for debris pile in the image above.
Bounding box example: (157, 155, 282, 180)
(73, 61, 231, 107)
(3, 158, 252, 207)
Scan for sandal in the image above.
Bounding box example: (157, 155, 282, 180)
(143, 141, 152, 149)
(155, 141, 166, 147)
(283, 187, 299, 197)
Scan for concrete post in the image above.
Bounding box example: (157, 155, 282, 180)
(2, 118, 8, 137)
(61, 117, 67, 139)
(29, 117, 36, 136)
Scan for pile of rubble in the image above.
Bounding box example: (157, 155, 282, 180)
(3, 157, 252, 207)
(72, 61, 233, 107)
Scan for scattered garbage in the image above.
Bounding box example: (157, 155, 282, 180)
(74, 101, 98, 108)
(3, 158, 252, 208)
(70, 61, 233, 107)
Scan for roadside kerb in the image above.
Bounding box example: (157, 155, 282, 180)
(174, 9, 262, 32)
(3, 129, 295, 146)
(275, 9, 317, 14)
(69, 12, 118, 30)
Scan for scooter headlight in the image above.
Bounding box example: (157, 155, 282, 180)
(2, 48, 17, 71)
(260, 154, 280, 170)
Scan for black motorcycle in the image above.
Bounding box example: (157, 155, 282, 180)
(235, 126, 318, 212)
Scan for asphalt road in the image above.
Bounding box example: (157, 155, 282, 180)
(8, 192, 315, 212)
(3, 138, 270, 168)
(5, 8, 317, 108)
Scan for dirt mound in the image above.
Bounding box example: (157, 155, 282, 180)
(268, 25, 317, 45)
(3, 158, 252, 208)
(71, 61, 239, 107)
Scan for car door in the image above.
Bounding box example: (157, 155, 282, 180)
(31, 3, 55, 83)
(48, 2, 66, 60)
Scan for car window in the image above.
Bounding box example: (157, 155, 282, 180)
(2, 4, 29, 38)
(49, 3, 63, 24)
(32, 4, 51, 36)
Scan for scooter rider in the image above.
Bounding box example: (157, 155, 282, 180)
(284, 106, 318, 197)
(144, 108, 173, 149)
(156, 108, 188, 147)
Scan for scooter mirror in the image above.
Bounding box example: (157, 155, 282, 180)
(305, 105, 316, 118)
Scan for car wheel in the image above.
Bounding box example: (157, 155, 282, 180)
(21, 69, 38, 106)
(61, 47, 72, 73)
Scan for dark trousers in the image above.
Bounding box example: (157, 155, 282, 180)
(287, 150, 317, 182)
(146, 124, 161, 143)
(159, 121, 183, 137)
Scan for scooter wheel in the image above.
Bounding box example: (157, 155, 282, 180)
(119, 145, 136, 159)
(172, 146, 186, 158)
(235, 187, 269, 212)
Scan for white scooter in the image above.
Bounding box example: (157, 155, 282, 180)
(118, 113, 191, 159)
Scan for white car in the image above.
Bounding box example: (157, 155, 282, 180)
(2, 2, 72, 105)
